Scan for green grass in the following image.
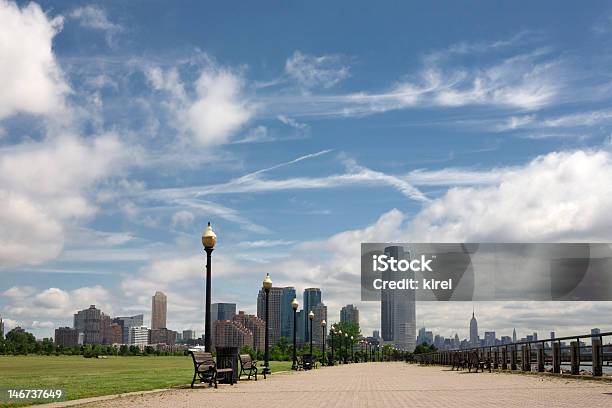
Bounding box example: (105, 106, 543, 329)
(0, 355, 293, 407)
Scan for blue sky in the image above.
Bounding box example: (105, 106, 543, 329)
(2, 0, 612, 340)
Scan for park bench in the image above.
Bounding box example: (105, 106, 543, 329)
(301, 354, 317, 370)
(239, 353, 265, 380)
(189, 350, 234, 388)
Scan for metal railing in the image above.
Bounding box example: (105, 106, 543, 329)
(414, 331, 612, 377)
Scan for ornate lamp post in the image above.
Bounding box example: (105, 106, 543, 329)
(330, 326, 335, 366)
(321, 320, 327, 365)
(344, 332, 349, 363)
(291, 298, 299, 370)
(201, 222, 217, 352)
(308, 310, 315, 355)
(351, 335, 355, 362)
(262, 273, 273, 376)
(337, 329, 343, 363)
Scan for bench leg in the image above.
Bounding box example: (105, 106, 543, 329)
(191, 372, 197, 388)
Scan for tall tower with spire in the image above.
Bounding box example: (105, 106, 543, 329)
(469, 308, 478, 346)
(513, 328, 517, 343)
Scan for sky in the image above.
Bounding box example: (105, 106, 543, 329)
(1, 0, 612, 341)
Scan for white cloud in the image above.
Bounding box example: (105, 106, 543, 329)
(409, 149, 612, 242)
(285, 51, 350, 89)
(188, 69, 253, 145)
(0, 0, 69, 119)
(145, 65, 253, 146)
(69, 5, 122, 46)
(0, 133, 132, 268)
(2, 285, 114, 322)
(171, 210, 195, 229)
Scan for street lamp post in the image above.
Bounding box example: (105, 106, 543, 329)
(344, 333, 349, 364)
(262, 273, 273, 376)
(321, 320, 326, 365)
(351, 336, 354, 362)
(337, 330, 342, 363)
(291, 298, 299, 370)
(308, 310, 315, 355)
(330, 326, 335, 365)
(201, 222, 217, 353)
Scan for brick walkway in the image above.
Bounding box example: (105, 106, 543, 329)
(75, 363, 611, 408)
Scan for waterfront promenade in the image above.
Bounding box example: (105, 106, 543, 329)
(62, 362, 611, 408)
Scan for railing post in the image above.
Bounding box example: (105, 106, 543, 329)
(552, 341, 561, 374)
(501, 347, 507, 370)
(537, 343, 545, 372)
(570, 341, 580, 375)
(494, 347, 499, 369)
(511, 345, 517, 370)
(521, 344, 530, 371)
(592, 339, 602, 377)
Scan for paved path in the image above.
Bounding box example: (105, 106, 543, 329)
(74, 363, 611, 408)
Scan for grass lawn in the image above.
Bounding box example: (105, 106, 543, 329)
(0, 355, 293, 407)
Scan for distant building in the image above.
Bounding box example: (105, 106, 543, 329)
(310, 303, 327, 346)
(114, 316, 141, 344)
(340, 304, 359, 327)
(74, 305, 106, 345)
(280, 287, 296, 340)
(591, 328, 601, 338)
(469, 310, 478, 346)
(512, 328, 517, 343)
(109, 323, 123, 344)
(303, 288, 322, 342)
(484, 331, 496, 346)
(373, 330, 380, 340)
(151, 291, 167, 330)
(257, 288, 282, 346)
(211, 303, 237, 348)
(381, 246, 415, 351)
(296, 310, 305, 343)
(183, 330, 196, 341)
(214, 320, 253, 350)
(233, 311, 265, 351)
(129, 326, 149, 345)
(550, 331, 555, 340)
(501, 336, 512, 345)
(112, 315, 144, 344)
(149, 328, 177, 345)
(55, 327, 79, 347)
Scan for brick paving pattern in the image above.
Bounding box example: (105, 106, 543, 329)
(76, 363, 612, 408)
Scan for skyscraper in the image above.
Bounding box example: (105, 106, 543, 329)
(211, 303, 237, 321)
(310, 303, 327, 346)
(74, 305, 104, 344)
(113, 314, 144, 344)
(303, 288, 322, 342)
(257, 287, 282, 346)
(512, 328, 517, 343)
(183, 330, 196, 341)
(340, 304, 359, 327)
(469, 309, 478, 346)
(381, 246, 416, 351)
(280, 287, 297, 340)
(151, 291, 167, 330)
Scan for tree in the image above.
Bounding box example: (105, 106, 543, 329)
(413, 342, 437, 354)
(6, 328, 37, 355)
(328, 321, 361, 362)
